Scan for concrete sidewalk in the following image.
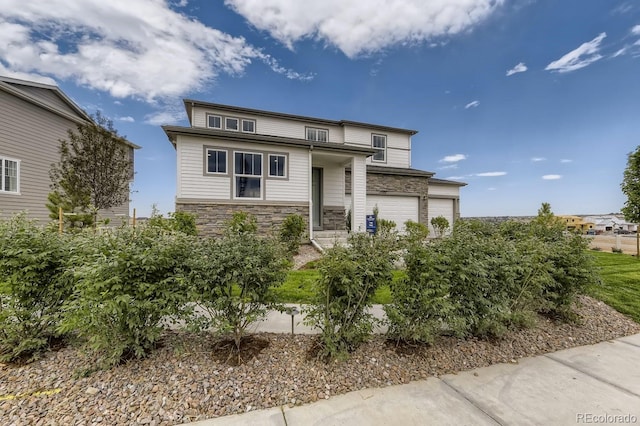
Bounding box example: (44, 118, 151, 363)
(184, 333, 640, 426)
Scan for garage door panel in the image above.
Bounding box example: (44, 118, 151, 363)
(428, 198, 454, 234)
(347, 195, 419, 232)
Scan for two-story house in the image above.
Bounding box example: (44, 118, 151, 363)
(0, 75, 138, 224)
(163, 100, 465, 238)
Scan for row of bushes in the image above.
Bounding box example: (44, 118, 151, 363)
(0, 206, 598, 366)
(309, 205, 599, 359)
(0, 213, 293, 367)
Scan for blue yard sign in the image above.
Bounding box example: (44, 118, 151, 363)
(366, 214, 377, 234)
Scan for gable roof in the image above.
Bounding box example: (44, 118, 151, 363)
(0, 75, 140, 149)
(183, 99, 419, 136)
(0, 75, 92, 123)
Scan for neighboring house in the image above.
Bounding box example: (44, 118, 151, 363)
(0, 76, 138, 224)
(584, 215, 637, 233)
(558, 215, 595, 233)
(163, 100, 465, 238)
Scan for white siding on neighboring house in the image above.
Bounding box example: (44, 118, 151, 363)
(176, 135, 308, 202)
(428, 198, 454, 234)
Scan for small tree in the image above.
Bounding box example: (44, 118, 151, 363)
(621, 146, 640, 257)
(430, 215, 450, 238)
(49, 112, 132, 226)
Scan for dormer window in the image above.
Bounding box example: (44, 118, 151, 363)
(306, 127, 328, 142)
(207, 114, 222, 129)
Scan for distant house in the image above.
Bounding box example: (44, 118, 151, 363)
(0, 76, 138, 223)
(558, 215, 595, 233)
(163, 100, 466, 238)
(583, 215, 637, 233)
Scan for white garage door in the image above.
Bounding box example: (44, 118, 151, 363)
(428, 198, 454, 234)
(344, 195, 419, 232)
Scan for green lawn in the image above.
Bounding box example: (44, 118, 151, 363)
(278, 251, 640, 323)
(587, 251, 640, 323)
(275, 270, 404, 304)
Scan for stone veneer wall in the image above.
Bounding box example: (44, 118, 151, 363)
(322, 206, 347, 231)
(177, 202, 309, 238)
(345, 170, 429, 225)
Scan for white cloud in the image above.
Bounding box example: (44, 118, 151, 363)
(487, 187, 496, 191)
(542, 174, 562, 180)
(117, 116, 135, 122)
(145, 110, 184, 126)
(545, 33, 606, 73)
(445, 176, 465, 180)
(439, 153, 467, 163)
(560, 159, 573, 163)
(465, 100, 480, 109)
(613, 47, 628, 58)
(0, 0, 310, 105)
(225, 0, 506, 58)
(476, 171, 506, 177)
(632, 25, 640, 35)
(506, 62, 527, 76)
(439, 164, 458, 170)
(531, 157, 546, 162)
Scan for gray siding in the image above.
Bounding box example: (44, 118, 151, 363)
(0, 89, 129, 224)
(6, 83, 80, 118)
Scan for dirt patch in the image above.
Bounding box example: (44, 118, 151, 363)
(588, 234, 639, 255)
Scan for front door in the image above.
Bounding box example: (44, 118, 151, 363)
(312, 167, 323, 230)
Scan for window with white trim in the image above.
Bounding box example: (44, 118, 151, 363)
(206, 149, 227, 174)
(306, 127, 328, 142)
(0, 157, 19, 193)
(225, 117, 239, 131)
(242, 119, 256, 133)
(372, 134, 386, 162)
(207, 115, 222, 129)
(268, 154, 286, 178)
(234, 152, 262, 198)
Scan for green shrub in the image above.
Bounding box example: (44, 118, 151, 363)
(226, 211, 258, 235)
(305, 232, 396, 360)
(186, 233, 290, 351)
(59, 227, 195, 368)
(147, 204, 197, 235)
(430, 215, 450, 238)
(385, 240, 458, 344)
(612, 247, 623, 253)
(279, 214, 306, 254)
(377, 218, 397, 236)
(0, 215, 73, 362)
(403, 220, 429, 244)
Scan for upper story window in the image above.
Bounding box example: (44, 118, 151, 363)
(207, 114, 222, 129)
(242, 119, 256, 133)
(1, 157, 19, 193)
(206, 148, 227, 174)
(306, 127, 328, 142)
(268, 154, 287, 178)
(372, 134, 387, 162)
(234, 152, 262, 199)
(225, 117, 239, 131)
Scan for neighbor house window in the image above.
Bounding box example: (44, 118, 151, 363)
(372, 134, 386, 162)
(207, 115, 222, 129)
(242, 119, 256, 133)
(206, 149, 227, 174)
(0, 157, 19, 193)
(268, 154, 286, 178)
(225, 117, 239, 131)
(234, 152, 262, 198)
(306, 127, 328, 142)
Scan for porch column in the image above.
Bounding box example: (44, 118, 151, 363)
(308, 150, 313, 240)
(350, 156, 367, 232)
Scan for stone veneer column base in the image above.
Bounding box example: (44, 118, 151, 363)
(322, 206, 347, 231)
(176, 202, 309, 238)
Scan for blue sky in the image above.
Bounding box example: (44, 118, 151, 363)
(1, 0, 639, 217)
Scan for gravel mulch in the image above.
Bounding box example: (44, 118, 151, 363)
(1, 296, 639, 426)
